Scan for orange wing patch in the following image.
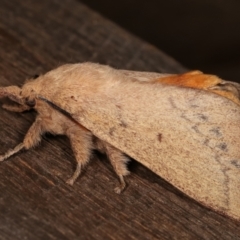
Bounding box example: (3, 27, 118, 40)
(153, 71, 240, 106)
(153, 71, 222, 89)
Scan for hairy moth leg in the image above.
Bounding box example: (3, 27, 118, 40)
(0, 86, 23, 104)
(105, 145, 129, 194)
(0, 86, 31, 112)
(0, 143, 24, 162)
(95, 140, 129, 193)
(66, 127, 93, 185)
(2, 104, 31, 112)
(0, 117, 44, 161)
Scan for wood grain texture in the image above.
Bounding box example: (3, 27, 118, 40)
(0, 0, 239, 239)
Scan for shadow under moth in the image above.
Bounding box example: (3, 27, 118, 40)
(0, 62, 240, 221)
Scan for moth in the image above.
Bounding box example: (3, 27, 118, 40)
(0, 62, 240, 221)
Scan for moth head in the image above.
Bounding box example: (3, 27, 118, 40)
(24, 96, 36, 107)
(21, 81, 38, 108)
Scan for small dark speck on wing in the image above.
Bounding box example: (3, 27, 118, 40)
(119, 121, 128, 128)
(231, 160, 240, 168)
(217, 143, 228, 152)
(197, 113, 208, 121)
(209, 127, 222, 137)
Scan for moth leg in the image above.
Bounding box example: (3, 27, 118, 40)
(0, 86, 32, 112)
(106, 146, 129, 194)
(0, 117, 44, 161)
(2, 103, 31, 112)
(22, 117, 45, 151)
(66, 128, 92, 186)
(0, 143, 24, 162)
(0, 86, 23, 104)
(96, 140, 129, 194)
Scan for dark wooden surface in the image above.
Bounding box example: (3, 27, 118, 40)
(79, 0, 240, 82)
(0, 0, 239, 239)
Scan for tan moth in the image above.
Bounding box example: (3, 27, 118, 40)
(0, 62, 240, 221)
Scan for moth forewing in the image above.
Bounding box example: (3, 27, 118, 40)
(37, 64, 240, 221)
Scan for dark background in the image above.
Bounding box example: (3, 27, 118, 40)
(80, 0, 240, 82)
